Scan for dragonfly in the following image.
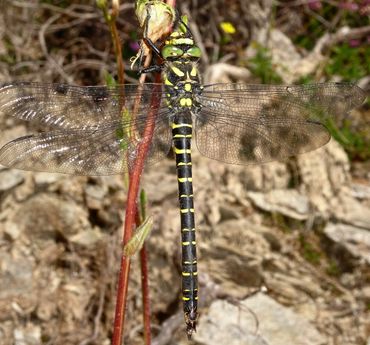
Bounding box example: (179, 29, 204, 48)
(0, 14, 366, 339)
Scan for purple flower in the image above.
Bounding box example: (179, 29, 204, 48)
(308, 0, 322, 10)
(129, 41, 140, 52)
(349, 39, 361, 47)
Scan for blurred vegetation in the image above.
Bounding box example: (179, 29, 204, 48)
(325, 43, 370, 81)
(299, 234, 322, 266)
(247, 44, 282, 84)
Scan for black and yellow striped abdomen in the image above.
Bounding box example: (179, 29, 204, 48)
(172, 112, 198, 334)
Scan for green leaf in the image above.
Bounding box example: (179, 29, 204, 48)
(123, 216, 153, 256)
(105, 72, 117, 87)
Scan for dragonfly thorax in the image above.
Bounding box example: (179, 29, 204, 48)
(163, 60, 202, 112)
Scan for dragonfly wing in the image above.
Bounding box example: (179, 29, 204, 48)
(201, 82, 366, 116)
(0, 116, 172, 175)
(195, 82, 365, 164)
(0, 82, 167, 129)
(194, 108, 330, 165)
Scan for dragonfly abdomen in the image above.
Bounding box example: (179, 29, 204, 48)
(171, 114, 198, 337)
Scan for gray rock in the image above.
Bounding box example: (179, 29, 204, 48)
(247, 189, 310, 220)
(203, 63, 252, 84)
(10, 193, 91, 244)
(3, 221, 21, 241)
(200, 220, 270, 297)
(324, 223, 370, 264)
(335, 191, 370, 229)
(0, 252, 34, 300)
(196, 293, 324, 345)
(33, 172, 63, 186)
(0, 170, 24, 192)
(297, 140, 351, 217)
(236, 162, 290, 192)
(142, 167, 177, 203)
(85, 183, 107, 209)
(69, 228, 103, 247)
(13, 325, 41, 345)
(350, 183, 370, 200)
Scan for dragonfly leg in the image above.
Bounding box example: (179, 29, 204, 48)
(143, 37, 162, 57)
(139, 64, 163, 74)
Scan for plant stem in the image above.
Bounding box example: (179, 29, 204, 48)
(112, 71, 162, 345)
(140, 243, 151, 345)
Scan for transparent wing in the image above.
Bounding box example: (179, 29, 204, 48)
(0, 82, 168, 129)
(0, 118, 172, 175)
(0, 82, 173, 175)
(195, 82, 366, 164)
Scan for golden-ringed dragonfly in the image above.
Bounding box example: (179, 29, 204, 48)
(0, 13, 366, 339)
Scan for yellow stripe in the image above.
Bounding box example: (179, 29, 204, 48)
(182, 227, 196, 231)
(172, 123, 192, 129)
(173, 134, 192, 139)
(164, 78, 173, 86)
(171, 66, 185, 77)
(180, 208, 194, 213)
(179, 98, 193, 107)
(182, 271, 197, 277)
(182, 296, 190, 301)
(178, 177, 192, 183)
(169, 38, 194, 45)
(169, 31, 180, 38)
(174, 148, 191, 154)
(183, 260, 197, 264)
(177, 162, 192, 166)
(180, 194, 193, 198)
(183, 241, 196, 246)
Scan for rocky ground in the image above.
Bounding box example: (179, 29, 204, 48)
(0, 1, 369, 345)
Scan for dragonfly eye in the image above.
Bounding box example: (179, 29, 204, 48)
(185, 46, 201, 59)
(162, 45, 184, 59)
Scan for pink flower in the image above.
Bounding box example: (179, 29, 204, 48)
(339, 1, 359, 11)
(129, 41, 140, 52)
(349, 39, 361, 47)
(308, 0, 322, 10)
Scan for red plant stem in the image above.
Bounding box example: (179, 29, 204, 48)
(112, 1, 176, 342)
(140, 244, 151, 345)
(132, 203, 152, 345)
(112, 73, 162, 345)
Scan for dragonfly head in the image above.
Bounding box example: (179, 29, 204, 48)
(161, 15, 201, 62)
